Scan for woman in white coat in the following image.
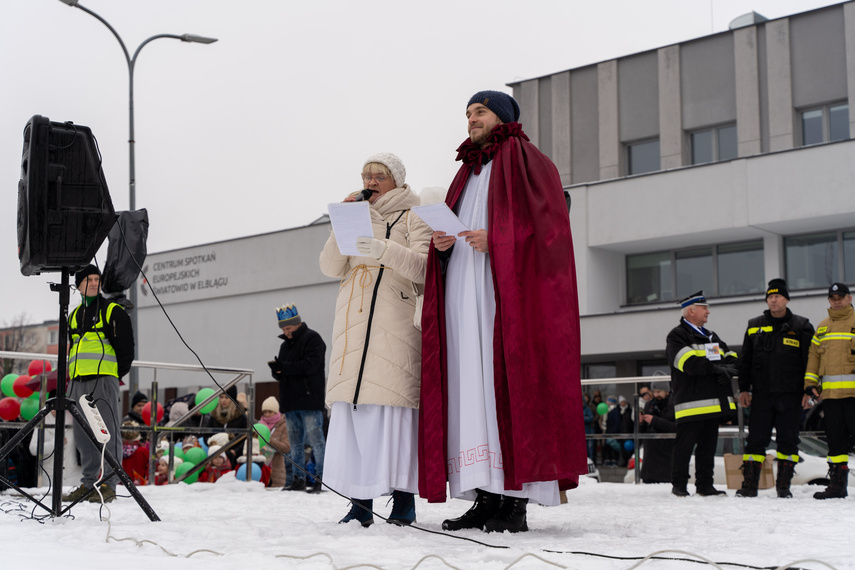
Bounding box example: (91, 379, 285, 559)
(319, 152, 431, 527)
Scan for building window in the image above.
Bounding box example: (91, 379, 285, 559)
(48, 330, 58, 345)
(784, 230, 855, 290)
(801, 103, 850, 146)
(626, 240, 764, 305)
(627, 139, 660, 175)
(689, 124, 737, 165)
(626, 252, 673, 304)
(718, 241, 765, 296)
(584, 363, 617, 379)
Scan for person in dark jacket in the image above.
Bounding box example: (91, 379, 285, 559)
(62, 265, 134, 504)
(638, 380, 676, 483)
(666, 291, 738, 497)
(736, 279, 814, 498)
(269, 304, 327, 493)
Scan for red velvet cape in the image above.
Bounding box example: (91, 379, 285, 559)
(418, 123, 587, 503)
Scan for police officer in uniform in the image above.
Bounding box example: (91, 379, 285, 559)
(736, 279, 813, 498)
(667, 291, 738, 497)
(61, 265, 134, 503)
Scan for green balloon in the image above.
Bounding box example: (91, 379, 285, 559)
(253, 423, 271, 446)
(20, 397, 40, 420)
(1, 374, 19, 398)
(175, 461, 199, 484)
(183, 446, 207, 465)
(173, 447, 186, 460)
(596, 402, 609, 416)
(28, 390, 41, 400)
(195, 388, 217, 414)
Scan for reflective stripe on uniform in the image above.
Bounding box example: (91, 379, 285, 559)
(675, 398, 722, 419)
(827, 455, 849, 464)
(776, 451, 799, 462)
(817, 332, 855, 342)
(821, 374, 855, 390)
(743, 454, 765, 463)
(747, 326, 773, 335)
(804, 372, 819, 383)
(674, 344, 706, 372)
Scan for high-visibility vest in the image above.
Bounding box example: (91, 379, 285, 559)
(68, 302, 119, 378)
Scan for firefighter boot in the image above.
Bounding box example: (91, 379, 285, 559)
(735, 460, 761, 498)
(776, 460, 796, 498)
(814, 464, 849, 500)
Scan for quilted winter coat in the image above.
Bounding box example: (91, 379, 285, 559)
(319, 185, 432, 409)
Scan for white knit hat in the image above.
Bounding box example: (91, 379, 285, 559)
(364, 152, 406, 188)
(208, 444, 223, 457)
(261, 396, 279, 413)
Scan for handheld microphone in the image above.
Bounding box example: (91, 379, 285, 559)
(352, 189, 374, 202)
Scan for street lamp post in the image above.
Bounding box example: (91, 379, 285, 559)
(58, 0, 217, 396)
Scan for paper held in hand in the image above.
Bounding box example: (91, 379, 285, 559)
(328, 202, 373, 256)
(411, 203, 470, 239)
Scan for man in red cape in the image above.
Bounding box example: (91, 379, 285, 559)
(418, 90, 587, 533)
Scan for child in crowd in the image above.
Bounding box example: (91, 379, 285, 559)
(199, 444, 233, 482)
(236, 435, 271, 485)
(259, 396, 290, 488)
(121, 421, 149, 485)
(155, 456, 183, 485)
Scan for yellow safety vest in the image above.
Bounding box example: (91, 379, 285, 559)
(68, 302, 119, 378)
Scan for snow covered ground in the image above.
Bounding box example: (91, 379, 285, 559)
(1, 476, 852, 569)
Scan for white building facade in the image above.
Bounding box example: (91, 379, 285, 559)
(136, 2, 855, 396)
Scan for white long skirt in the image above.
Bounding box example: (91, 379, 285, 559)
(323, 401, 419, 499)
(445, 163, 559, 507)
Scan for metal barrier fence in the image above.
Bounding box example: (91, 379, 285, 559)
(0, 350, 256, 486)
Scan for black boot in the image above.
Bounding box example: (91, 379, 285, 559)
(735, 460, 762, 498)
(442, 489, 501, 531)
(776, 460, 796, 498)
(339, 498, 374, 527)
(814, 464, 849, 500)
(484, 496, 529, 533)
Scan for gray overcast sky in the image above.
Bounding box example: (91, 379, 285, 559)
(1, 0, 842, 324)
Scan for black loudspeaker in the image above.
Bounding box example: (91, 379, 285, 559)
(17, 115, 117, 276)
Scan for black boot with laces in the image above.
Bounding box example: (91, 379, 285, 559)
(484, 496, 529, 533)
(442, 489, 501, 531)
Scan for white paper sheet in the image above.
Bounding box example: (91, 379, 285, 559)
(411, 203, 470, 240)
(327, 202, 373, 256)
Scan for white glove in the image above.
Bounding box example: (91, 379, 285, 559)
(356, 237, 387, 260)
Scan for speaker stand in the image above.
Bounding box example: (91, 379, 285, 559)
(0, 268, 158, 521)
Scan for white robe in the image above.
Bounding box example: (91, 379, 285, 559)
(323, 402, 418, 499)
(444, 162, 559, 506)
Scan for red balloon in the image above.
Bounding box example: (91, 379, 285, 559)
(27, 360, 52, 377)
(141, 401, 164, 426)
(13, 376, 34, 398)
(0, 397, 21, 421)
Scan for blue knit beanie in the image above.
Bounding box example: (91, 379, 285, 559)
(467, 90, 520, 124)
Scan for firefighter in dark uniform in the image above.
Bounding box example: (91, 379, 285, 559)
(735, 279, 813, 498)
(666, 291, 738, 497)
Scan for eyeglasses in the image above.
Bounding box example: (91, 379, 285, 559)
(640, 391, 652, 398)
(361, 173, 387, 183)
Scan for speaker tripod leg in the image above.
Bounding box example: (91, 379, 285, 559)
(66, 401, 160, 521)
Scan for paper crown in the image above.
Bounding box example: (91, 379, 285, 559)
(276, 304, 301, 327)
